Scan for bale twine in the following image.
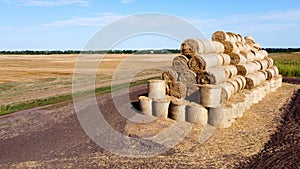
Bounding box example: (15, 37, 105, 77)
(221, 53, 231, 65)
(199, 84, 221, 107)
(186, 102, 208, 125)
(222, 41, 240, 54)
(197, 68, 227, 85)
(148, 79, 166, 100)
(162, 69, 178, 84)
(172, 55, 189, 72)
(152, 98, 171, 118)
(170, 99, 187, 122)
(212, 31, 231, 42)
(169, 81, 187, 99)
(223, 65, 238, 78)
(245, 71, 267, 89)
(139, 96, 153, 116)
(178, 69, 197, 86)
(265, 66, 279, 80)
(219, 82, 236, 103)
(208, 105, 234, 128)
(186, 84, 200, 103)
(235, 62, 261, 76)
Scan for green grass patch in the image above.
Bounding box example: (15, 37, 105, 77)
(270, 53, 300, 78)
(0, 76, 160, 116)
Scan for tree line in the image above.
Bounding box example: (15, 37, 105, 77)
(0, 48, 299, 55)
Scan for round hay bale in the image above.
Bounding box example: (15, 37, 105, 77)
(237, 34, 244, 43)
(139, 96, 153, 116)
(219, 82, 236, 103)
(186, 84, 200, 103)
(227, 78, 240, 93)
(241, 51, 255, 62)
(253, 43, 262, 51)
(232, 75, 246, 91)
(265, 57, 274, 67)
(181, 39, 224, 58)
(256, 59, 270, 70)
(148, 79, 166, 100)
(172, 55, 189, 72)
(169, 81, 187, 99)
(181, 39, 201, 58)
(162, 69, 178, 84)
(221, 53, 231, 65)
(208, 105, 234, 128)
(245, 71, 267, 89)
(197, 68, 227, 85)
(152, 98, 171, 118)
(199, 84, 221, 107)
(188, 53, 223, 72)
(235, 62, 261, 76)
(178, 69, 197, 86)
(236, 42, 246, 51)
(211, 41, 225, 53)
(212, 31, 231, 42)
(226, 32, 237, 42)
(222, 41, 240, 54)
(223, 65, 238, 78)
(253, 50, 268, 60)
(228, 52, 247, 65)
(186, 102, 208, 125)
(170, 99, 187, 122)
(265, 66, 279, 80)
(200, 40, 225, 54)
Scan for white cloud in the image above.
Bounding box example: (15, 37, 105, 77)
(2, 0, 89, 6)
(120, 0, 134, 4)
(41, 12, 124, 27)
(188, 8, 300, 34)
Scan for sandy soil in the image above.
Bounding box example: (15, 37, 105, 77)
(0, 80, 299, 168)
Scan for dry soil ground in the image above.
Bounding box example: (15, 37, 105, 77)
(0, 80, 299, 168)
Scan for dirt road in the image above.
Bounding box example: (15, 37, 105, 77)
(0, 80, 299, 168)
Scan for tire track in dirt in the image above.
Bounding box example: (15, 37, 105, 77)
(236, 88, 300, 169)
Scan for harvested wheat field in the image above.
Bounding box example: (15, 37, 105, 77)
(0, 79, 299, 168)
(0, 54, 173, 105)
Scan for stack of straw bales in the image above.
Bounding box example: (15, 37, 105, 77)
(139, 31, 282, 129)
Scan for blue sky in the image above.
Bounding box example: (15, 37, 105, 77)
(0, 0, 300, 50)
